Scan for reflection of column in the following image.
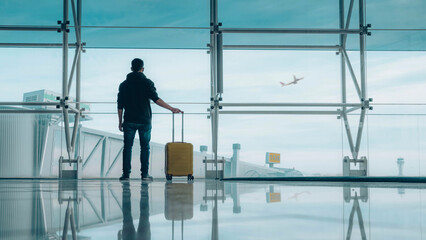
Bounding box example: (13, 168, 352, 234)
(231, 144, 241, 177)
(231, 182, 241, 214)
(346, 193, 367, 240)
(396, 158, 406, 195)
(397, 157, 404, 176)
(211, 181, 219, 240)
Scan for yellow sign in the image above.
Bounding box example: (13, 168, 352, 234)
(267, 192, 281, 203)
(266, 152, 280, 164)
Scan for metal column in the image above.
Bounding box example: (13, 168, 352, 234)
(70, 0, 82, 155)
(59, 0, 84, 178)
(340, 0, 356, 159)
(353, 0, 368, 160)
(61, 0, 73, 158)
(210, 0, 221, 180)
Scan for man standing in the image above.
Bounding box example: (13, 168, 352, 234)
(117, 58, 181, 181)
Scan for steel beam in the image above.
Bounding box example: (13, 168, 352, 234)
(359, 0, 367, 101)
(62, 0, 69, 99)
(340, 0, 346, 111)
(223, 45, 341, 50)
(70, 113, 80, 153)
(73, 0, 83, 158)
(82, 136, 105, 169)
(219, 110, 341, 115)
(62, 108, 72, 157)
(76, 0, 82, 112)
(220, 103, 361, 107)
(67, 45, 82, 95)
(353, 109, 367, 160)
(342, 113, 356, 159)
(352, 0, 368, 160)
(340, 0, 357, 160)
(342, 49, 362, 99)
(210, 0, 220, 179)
(105, 146, 124, 177)
(0, 25, 58, 31)
(217, 33, 223, 94)
(70, 0, 80, 43)
(100, 137, 108, 177)
(0, 102, 58, 106)
(61, 0, 73, 159)
(0, 109, 71, 114)
(67, 106, 79, 114)
(0, 43, 78, 48)
(343, 0, 355, 46)
(345, 107, 361, 114)
(221, 28, 360, 34)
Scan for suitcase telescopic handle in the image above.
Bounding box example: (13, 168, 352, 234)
(172, 112, 184, 142)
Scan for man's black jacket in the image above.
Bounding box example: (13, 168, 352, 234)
(117, 72, 160, 124)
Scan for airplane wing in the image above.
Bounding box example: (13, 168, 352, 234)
(293, 74, 297, 81)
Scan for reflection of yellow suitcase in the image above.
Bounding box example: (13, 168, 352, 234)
(165, 113, 194, 181)
(164, 183, 193, 220)
(164, 183, 193, 239)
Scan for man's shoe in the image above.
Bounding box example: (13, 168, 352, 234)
(119, 175, 129, 181)
(141, 174, 153, 181)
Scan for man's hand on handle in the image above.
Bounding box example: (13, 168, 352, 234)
(119, 122, 123, 132)
(155, 98, 183, 114)
(171, 107, 183, 113)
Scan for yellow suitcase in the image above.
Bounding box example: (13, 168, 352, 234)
(165, 113, 194, 181)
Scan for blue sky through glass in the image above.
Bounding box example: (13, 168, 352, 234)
(1, 48, 426, 176)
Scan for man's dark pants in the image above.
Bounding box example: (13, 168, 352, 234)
(122, 122, 152, 177)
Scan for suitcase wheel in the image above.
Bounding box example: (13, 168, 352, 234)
(187, 174, 194, 181)
(166, 174, 172, 181)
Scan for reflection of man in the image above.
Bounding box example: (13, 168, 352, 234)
(117, 58, 182, 181)
(118, 182, 151, 240)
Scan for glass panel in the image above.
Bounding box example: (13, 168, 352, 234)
(0, 31, 63, 45)
(367, 0, 426, 29)
(367, 30, 426, 51)
(367, 113, 426, 177)
(81, 27, 209, 49)
(367, 51, 426, 103)
(83, 0, 209, 27)
(220, 115, 342, 177)
(219, 0, 339, 28)
(0, 0, 62, 26)
(79, 112, 211, 178)
(223, 50, 341, 103)
(0, 48, 63, 101)
(224, 33, 339, 47)
(79, 49, 210, 102)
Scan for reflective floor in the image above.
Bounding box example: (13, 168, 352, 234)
(0, 179, 426, 240)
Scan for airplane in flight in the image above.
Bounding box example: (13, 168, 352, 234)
(280, 75, 304, 87)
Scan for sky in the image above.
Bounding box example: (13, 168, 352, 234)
(1, 48, 426, 177)
(1, 0, 426, 176)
